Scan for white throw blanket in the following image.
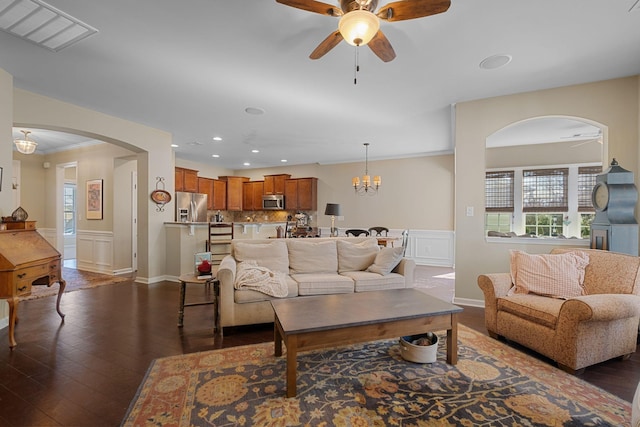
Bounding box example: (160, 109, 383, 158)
(234, 260, 288, 298)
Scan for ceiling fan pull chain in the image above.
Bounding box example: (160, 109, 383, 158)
(354, 46, 360, 85)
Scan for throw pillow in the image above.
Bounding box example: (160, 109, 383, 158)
(287, 239, 338, 274)
(367, 246, 404, 275)
(233, 240, 289, 274)
(337, 239, 380, 273)
(509, 250, 589, 299)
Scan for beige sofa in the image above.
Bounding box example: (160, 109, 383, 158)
(217, 237, 416, 330)
(478, 248, 640, 374)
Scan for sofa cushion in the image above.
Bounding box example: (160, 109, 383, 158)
(367, 246, 404, 275)
(497, 294, 564, 329)
(234, 275, 299, 304)
(341, 270, 405, 292)
(234, 240, 289, 274)
(292, 273, 354, 295)
(337, 239, 379, 273)
(509, 250, 589, 299)
(288, 239, 338, 274)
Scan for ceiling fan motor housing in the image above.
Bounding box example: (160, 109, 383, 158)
(341, 0, 379, 13)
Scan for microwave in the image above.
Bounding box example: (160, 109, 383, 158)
(262, 195, 285, 210)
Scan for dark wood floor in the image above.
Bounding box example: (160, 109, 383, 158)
(0, 279, 638, 426)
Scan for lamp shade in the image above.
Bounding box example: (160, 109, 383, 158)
(324, 203, 342, 216)
(338, 10, 380, 46)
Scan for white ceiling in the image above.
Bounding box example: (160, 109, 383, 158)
(3, 0, 640, 167)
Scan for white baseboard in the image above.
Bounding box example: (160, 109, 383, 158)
(453, 297, 485, 308)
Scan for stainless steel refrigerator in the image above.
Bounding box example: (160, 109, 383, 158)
(175, 192, 208, 222)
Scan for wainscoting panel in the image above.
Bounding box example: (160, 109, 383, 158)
(407, 230, 455, 267)
(76, 230, 114, 274)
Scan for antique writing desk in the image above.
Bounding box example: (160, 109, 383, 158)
(0, 229, 66, 348)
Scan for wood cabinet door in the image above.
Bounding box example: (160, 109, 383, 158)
(297, 178, 317, 211)
(220, 176, 249, 211)
(212, 179, 226, 210)
(264, 174, 290, 195)
(183, 169, 199, 193)
(284, 179, 298, 210)
(253, 181, 264, 207)
(198, 177, 214, 209)
(176, 167, 199, 193)
(243, 182, 254, 211)
(175, 168, 184, 192)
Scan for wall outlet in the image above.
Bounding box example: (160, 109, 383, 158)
(466, 206, 474, 217)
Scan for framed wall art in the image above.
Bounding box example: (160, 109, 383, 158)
(86, 179, 103, 220)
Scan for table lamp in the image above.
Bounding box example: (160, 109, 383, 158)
(324, 203, 342, 237)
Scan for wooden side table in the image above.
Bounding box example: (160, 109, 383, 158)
(177, 272, 219, 332)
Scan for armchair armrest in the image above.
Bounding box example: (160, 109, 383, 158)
(560, 294, 640, 323)
(477, 273, 513, 334)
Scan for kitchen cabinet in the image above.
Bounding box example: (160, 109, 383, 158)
(175, 167, 198, 193)
(212, 179, 226, 210)
(243, 181, 264, 211)
(197, 177, 214, 210)
(284, 177, 317, 211)
(219, 176, 249, 211)
(264, 174, 291, 195)
(198, 177, 227, 210)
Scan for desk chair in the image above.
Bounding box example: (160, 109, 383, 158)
(345, 229, 370, 237)
(368, 226, 389, 236)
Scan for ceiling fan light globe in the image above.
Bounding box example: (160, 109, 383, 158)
(338, 10, 379, 46)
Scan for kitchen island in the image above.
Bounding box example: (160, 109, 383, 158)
(164, 221, 289, 280)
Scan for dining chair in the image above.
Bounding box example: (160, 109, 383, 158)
(345, 229, 370, 237)
(401, 229, 409, 256)
(368, 226, 389, 236)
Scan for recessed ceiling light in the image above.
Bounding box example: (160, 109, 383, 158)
(171, 144, 179, 148)
(281, 159, 287, 163)
(245, 107, 265, 115)
(212, 136, 222, 141)
(479, 54, 512, 70)
(212, 154, 220, 158)
(243, 162, 250, 166)
(251, 149, 259, 153)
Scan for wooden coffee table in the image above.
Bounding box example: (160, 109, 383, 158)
(271, 288, 463, 397)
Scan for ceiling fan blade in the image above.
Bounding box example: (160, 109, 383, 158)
(276, 0, 343, 16)
(310, 30, 344, 59)
(377, 0, 450, 21)
(570, 138, 602, 148)
(368, 30, 396, 62)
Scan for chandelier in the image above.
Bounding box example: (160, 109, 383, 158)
(14, 130, 38, 154)
(352, 142, 380, 195)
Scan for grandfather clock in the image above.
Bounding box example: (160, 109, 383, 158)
(590, 159, 639, 256)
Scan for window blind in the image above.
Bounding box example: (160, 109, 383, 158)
(522, 168, 568, 212)
(485, 171, 514, 212)
(578, 166, 601, 212)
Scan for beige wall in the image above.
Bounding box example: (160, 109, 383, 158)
(183, 155, 455, 231)
(11, 87, 174, 282)
(455, 76, 640, 302)
(0, 69, 12, 322)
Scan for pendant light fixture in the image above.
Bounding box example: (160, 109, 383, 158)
(14, 130, 38, 154)
(352, 142, 380, 195)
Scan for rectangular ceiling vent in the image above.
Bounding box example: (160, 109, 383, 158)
(0, 0, 97, 52)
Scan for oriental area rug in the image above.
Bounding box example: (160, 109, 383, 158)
(122, 325, 631, 427)
(23, 267, 130, 300)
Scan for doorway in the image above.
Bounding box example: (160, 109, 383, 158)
(58, 162, 78, 268)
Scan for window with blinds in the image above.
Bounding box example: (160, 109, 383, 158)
(522, 168, 568, 212)
(485, 171, 514, 212)
(578, 166, 601, 212)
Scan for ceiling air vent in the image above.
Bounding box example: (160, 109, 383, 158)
(0, 0, 97, 52)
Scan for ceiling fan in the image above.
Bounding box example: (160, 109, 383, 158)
(276, 0, 451, 62)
